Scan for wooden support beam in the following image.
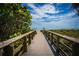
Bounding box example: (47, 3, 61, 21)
(50, 33, 53, 45)
(72, 42, 79, 56)
(3, 44, 14, 56)
(28, 34, 31, 45)
(23, 36, 27, 52)
(0, 48, 3, 56)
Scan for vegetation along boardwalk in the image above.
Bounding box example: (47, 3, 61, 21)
(22, 31, 54, 56)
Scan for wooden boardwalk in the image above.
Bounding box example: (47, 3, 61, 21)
(22, 31, 54, 56)
(0, 30, 79, 56)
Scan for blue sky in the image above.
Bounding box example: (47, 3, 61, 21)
(22, 3, 79, 30)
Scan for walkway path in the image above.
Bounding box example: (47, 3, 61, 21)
(22, 31, 54, 56)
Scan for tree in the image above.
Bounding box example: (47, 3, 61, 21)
(0, 3, 32, 41)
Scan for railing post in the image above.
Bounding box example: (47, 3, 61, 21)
(23, 36, 27, 52)
(49, 33, 51, 41)
(0, 48, 3, 56)
(31, 32, 33, 40)
(47, 32, 49, 40)
(48, 32, 50, 40)
(3, 44, 14, 56)
(32, 32, 35, 40)
(28, 34, 31, 45)
(56, 36, 60, 56)
(31, 33, 33, 40)
(50, 33, 53, 45)
(72, 42, 79, 56)
(43, 31, 45, 35)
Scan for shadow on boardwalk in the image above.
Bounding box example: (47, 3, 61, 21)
(22, 31, 54, 56)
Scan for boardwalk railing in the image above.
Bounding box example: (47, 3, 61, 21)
(0, 31, 36, 56)
(42, 30, 79, 56)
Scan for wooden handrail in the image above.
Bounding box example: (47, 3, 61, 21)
(46, 30, 79, 44)
(0, 31, 34, 49)
(0, 31, 36, 56)
(42, 30, 79, 56)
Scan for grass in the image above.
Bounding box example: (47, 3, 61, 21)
(51, 29, 79, 39)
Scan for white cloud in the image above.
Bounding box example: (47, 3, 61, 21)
(40, 4, 60, 14)
(31, 14, 41, 19)
(28, 3, 60, 19)
(47, 9, 77, 19)
(28, 3, 77, 22)
(28, 4, 48, 18)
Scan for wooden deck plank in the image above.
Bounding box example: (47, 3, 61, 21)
(22, 31, 54, 56)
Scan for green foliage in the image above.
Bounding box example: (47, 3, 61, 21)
(51, 29, 79, 39)
(0, 3, 32, 41)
